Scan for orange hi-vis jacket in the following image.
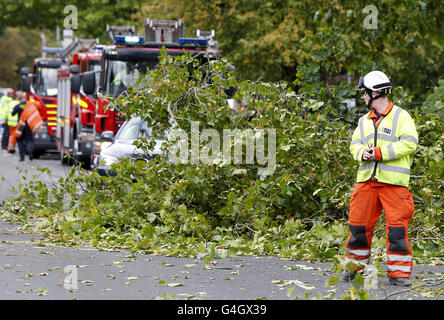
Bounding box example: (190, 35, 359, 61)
(16, 101, 43, 138)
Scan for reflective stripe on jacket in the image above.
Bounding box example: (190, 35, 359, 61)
(350, 104, 418, 187)
(6, 99, 20, 127)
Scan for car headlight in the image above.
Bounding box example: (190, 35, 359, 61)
(101, 141, 112, 150)
(101, 154, 119, 166)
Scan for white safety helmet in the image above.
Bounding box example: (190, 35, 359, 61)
(358, 71, 392, 91)
(358, 70, 392, 107)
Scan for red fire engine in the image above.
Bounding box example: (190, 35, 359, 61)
(82, 19, 221, 168)
(21, 39, 102, 162)
(56, 43, 102, 167)
(21, 54, 64, 158)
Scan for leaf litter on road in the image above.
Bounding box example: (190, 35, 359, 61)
(272, 279, 315, 290)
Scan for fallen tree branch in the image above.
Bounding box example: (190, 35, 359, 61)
(380, 280, 444, 300)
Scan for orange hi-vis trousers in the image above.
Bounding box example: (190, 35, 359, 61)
(345, 180, 415, 278)
(7, 126, 17, 152)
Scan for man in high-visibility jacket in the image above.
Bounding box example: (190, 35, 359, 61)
(11, 91, 28, 161)
(6, 93, 20, 153)
(343, 71, 418, 287)
(0, 89, 14, 150)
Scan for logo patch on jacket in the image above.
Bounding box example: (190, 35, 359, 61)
(380, 127, 391, 135)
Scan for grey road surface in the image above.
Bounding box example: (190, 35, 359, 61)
(0, 148, 442, 301)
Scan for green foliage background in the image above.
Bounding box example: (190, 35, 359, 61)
(0, 0, 442, 103)
(138, 0, 443, 102)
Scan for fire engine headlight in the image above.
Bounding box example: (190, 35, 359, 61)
(101, 154, 119, 166)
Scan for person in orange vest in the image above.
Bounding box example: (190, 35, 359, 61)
(15, 99, 43, 161)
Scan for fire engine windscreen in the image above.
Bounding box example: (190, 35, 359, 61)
(35, 67, 59, 97)
(104, 60, 158, 98)
(88, 61, 102, 94)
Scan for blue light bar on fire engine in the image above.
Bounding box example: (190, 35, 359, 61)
(178, 38, 208, 46)
(114, 35, 144, 44)
(43, 47, 65, 53)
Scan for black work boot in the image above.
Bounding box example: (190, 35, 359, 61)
(389, 277, 411, 287)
